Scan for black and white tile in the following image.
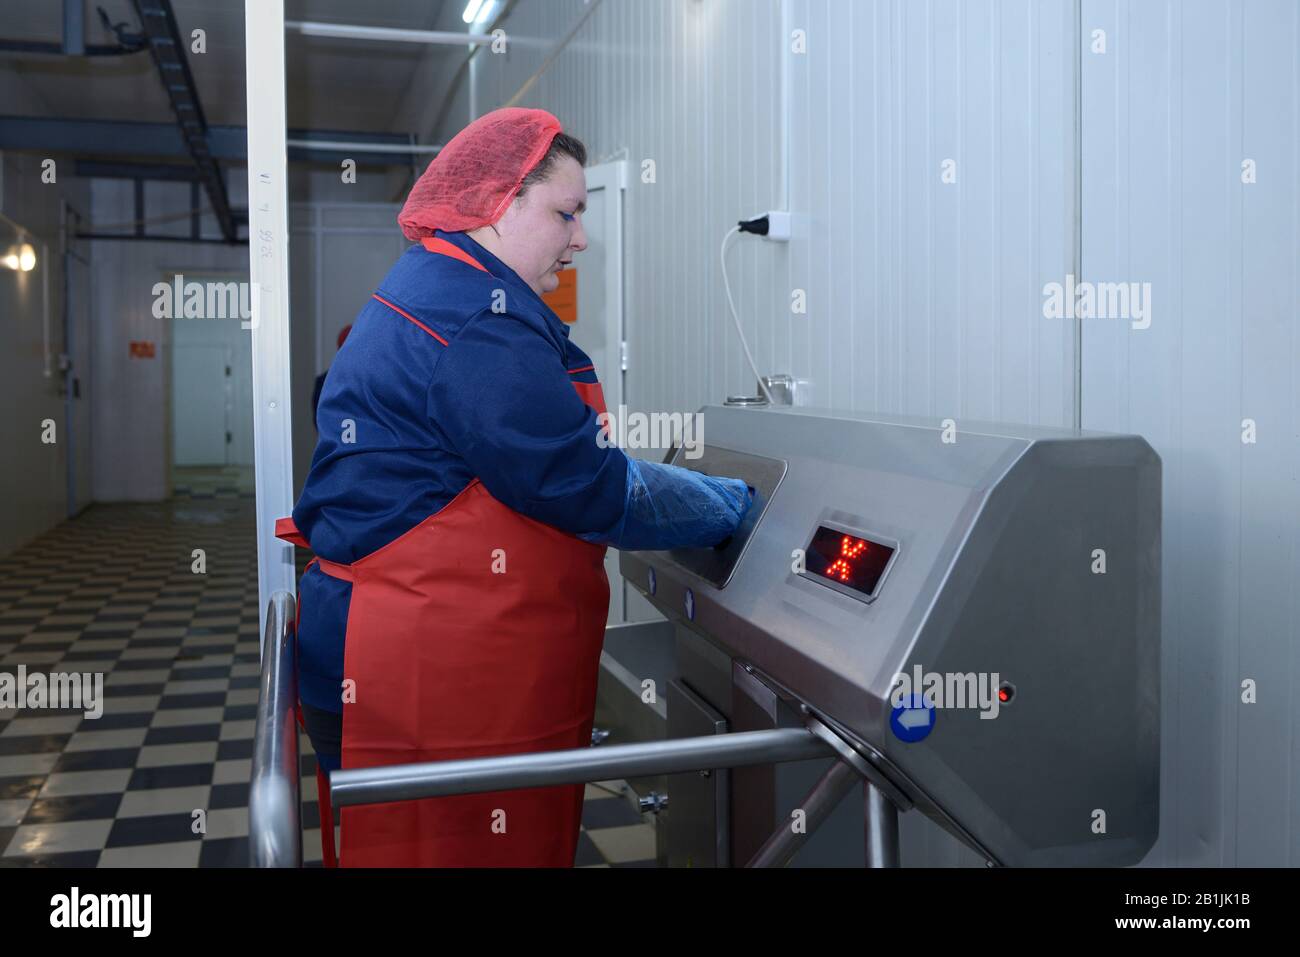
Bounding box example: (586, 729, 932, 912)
(0, 469, 656, 868)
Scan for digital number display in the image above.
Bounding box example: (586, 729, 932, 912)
(804, 526, 895, 597)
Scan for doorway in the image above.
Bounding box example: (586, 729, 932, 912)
(168, 273, 255, 494)
(63, 249, 92, 516)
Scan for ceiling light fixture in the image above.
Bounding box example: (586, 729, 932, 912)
(463, 0, 497, 27)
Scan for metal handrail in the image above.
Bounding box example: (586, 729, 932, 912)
(249, 591, 301, 867)
(330, 727, 835, 808)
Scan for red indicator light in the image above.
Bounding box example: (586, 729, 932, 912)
(840, 535, 868, 559)
(804, 526, 895, 598)
(826, 558, 853, 581)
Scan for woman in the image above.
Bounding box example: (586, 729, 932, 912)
(276, 107, 751, 868)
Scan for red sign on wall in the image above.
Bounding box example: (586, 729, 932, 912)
(129, 341, 156, 358)
(541, 267, 578, 324)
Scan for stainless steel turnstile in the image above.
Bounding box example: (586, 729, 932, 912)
(252, 406, 1161, 867)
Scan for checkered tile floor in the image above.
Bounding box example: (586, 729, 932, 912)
(0, 468, 656, 867)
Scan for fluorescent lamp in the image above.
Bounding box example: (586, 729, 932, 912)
(462, 0, 485, 24)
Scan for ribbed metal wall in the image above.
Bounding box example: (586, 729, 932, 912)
(788, 0, 1078, 423)
(1081, 0, 1300, 866)
(448, 0, 1078, 427)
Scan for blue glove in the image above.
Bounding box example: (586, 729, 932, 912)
(578, 455, 753, 550)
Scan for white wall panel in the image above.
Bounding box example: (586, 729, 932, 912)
(444, 0, 1077, 429)
(1082, 0, 1300, 866)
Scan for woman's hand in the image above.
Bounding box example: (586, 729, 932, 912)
(578, 457, 754, 551)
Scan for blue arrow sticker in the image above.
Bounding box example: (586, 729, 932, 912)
(647, 567, 657, 596)
(890, 693, 936, 743)
(684, 588, 695, 621)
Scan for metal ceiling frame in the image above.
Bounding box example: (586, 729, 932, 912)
(285, 20, 494, 46)
(0, 117, 424, 167)
(0, 0, 146, 56)
(131, 0, 237, 241)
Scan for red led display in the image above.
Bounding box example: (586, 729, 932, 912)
(804, 526, 895, 597)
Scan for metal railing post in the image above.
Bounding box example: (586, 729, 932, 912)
(250, 591, 301, 867)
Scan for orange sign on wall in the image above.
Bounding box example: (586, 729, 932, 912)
(542, 267, 578, 324)
(129, 341, 157, 358)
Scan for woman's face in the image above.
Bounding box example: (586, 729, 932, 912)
(474, 156, 588, 297)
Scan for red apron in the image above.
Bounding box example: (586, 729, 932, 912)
(277, 240, 610, 867)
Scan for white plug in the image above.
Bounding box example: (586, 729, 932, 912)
(738, 210, 792, 242)
(763, 210, 791, 242)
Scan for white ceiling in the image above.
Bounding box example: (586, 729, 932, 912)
(1, 0, 458, 133)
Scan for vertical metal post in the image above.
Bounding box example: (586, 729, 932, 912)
(244, 0, 296, 644)
(250, 592, 302, 866)
(1071, 0, 1083, 429)
(864, 780, 900, 867)
(745, 759, 862, 868)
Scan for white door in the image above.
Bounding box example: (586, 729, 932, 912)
(172, 343, 230, 465)
(229, 331, 255, 465)
(169, 273, 256, 468)
(64, 251, 93, 515)
(568, 162, 627, 623)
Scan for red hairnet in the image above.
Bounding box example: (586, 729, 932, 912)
(398, 107, 563, 241)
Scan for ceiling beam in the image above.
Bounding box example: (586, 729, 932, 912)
(74, 159, 203, 181)
(0, 117, 422, 167)
(285, 20, 495, 46)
